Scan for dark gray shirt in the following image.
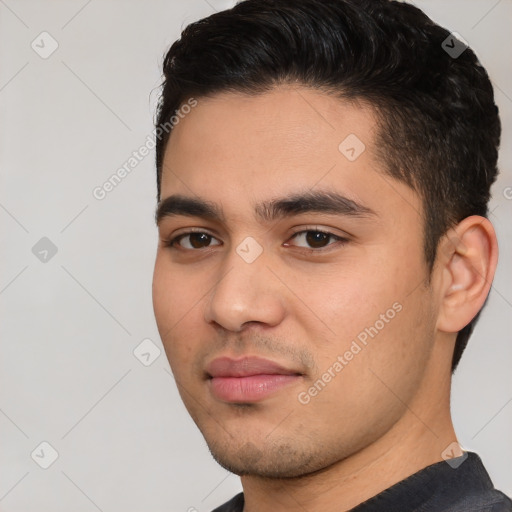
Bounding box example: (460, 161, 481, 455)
(212, 452, 512, 511)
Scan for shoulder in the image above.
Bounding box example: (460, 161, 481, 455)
(210, 492, 244, 512)
(446, 491, 512, 512)
(432, 452, 512, 512)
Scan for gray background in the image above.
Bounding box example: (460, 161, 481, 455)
(0, 0, 510, 510)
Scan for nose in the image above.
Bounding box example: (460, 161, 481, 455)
(203, 242, 286, 333)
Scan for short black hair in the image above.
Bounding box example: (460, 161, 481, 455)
(154, 0, 501, 373)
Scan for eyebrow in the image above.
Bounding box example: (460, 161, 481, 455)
(155, 190, 376, 226)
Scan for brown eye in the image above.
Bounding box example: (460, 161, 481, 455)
(287, 230, 346, 250)
(305, 231, 331, 248)
(171, 232, 221, 250)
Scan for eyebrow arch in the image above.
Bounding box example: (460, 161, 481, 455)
(155, 190, 376, 226)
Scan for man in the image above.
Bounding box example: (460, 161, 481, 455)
(151, 0, 512, 510)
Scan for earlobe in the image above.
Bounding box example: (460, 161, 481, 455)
(436, 216, 498, 334)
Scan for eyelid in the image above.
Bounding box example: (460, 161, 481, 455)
(287, 225, 348, 239)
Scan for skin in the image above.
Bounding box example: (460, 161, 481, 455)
(152, 85, 498, 511)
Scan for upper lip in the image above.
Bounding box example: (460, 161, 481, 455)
(205, 356, 302, 378)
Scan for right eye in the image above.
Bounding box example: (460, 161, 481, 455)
(163, 231, 222, 250)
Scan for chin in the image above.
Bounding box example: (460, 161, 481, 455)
(205, 437, 325, 479)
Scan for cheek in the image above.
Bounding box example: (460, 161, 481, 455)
(294, 247, 430, 378)
(152, 255, 204, 363)
(295, 289, 433, 444)
(292, 258, 399, 343)
(337, 284, 432, 397)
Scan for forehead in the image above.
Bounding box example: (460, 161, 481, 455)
(160, 86, 422, 226)
(164, 86, 377, 170)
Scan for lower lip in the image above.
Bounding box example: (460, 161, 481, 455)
(209, 374, 301, 402)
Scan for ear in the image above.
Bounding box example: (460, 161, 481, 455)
(436, 215, 498, 334)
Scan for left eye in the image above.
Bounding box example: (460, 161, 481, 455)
(285, 230, 346, 250)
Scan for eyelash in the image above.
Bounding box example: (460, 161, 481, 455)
(162, 228, 348, 253)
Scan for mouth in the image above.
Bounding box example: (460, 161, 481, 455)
(205, 356, 304, 403)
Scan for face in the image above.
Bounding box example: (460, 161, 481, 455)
(152, 86, 439, 478)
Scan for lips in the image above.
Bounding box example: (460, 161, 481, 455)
(206, 356, 301, 378)
(205, 356, 303, 403)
